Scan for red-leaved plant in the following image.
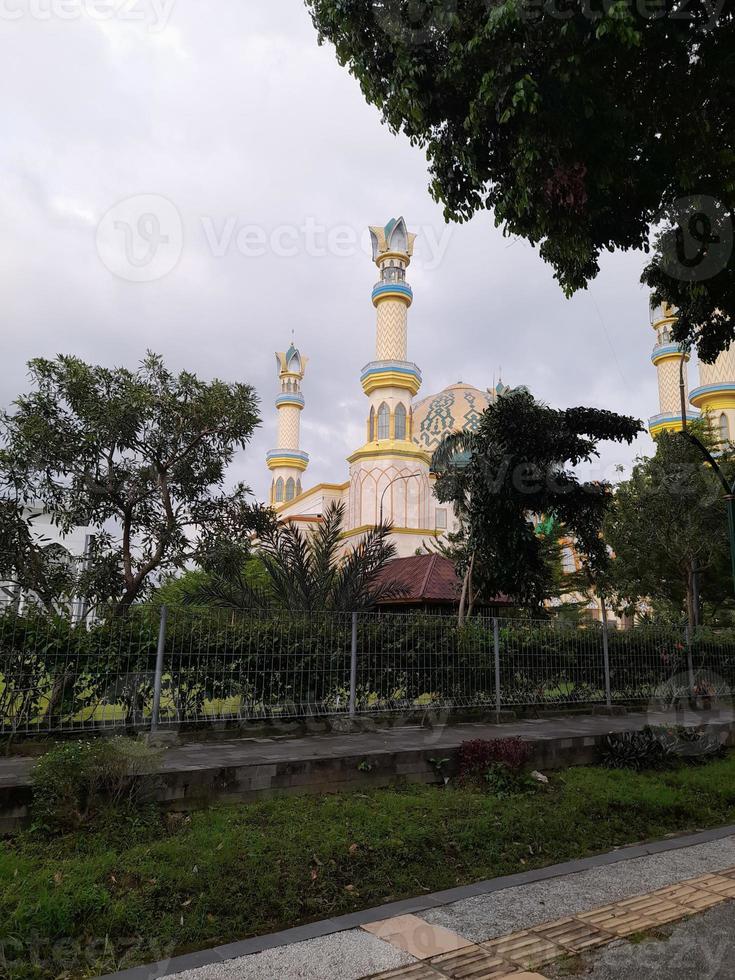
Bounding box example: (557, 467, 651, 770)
(457, 738, 533, 786)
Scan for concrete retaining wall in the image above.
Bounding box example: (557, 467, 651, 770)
(4, 715, 734, 834)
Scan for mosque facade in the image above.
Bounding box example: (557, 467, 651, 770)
(265, 219, 735, 565)
(266, 217, 504, 557)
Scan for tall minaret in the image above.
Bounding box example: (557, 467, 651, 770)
(346, 217, 432, 547)
(266, 342, 309, 505)
(690, 343, 735, 446)
(648, 301, 698, 437)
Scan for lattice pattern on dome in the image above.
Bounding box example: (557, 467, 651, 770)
(412, 384, 491, 451)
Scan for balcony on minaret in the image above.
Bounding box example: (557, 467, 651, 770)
(369, 217, 416, 309)
(650, 341, 688, 367)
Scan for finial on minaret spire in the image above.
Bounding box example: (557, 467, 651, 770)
(266, 341, 309, 505)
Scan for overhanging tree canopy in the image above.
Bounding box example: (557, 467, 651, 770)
(307, 0, 734, 359)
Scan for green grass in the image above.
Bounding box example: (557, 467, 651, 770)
(3, 756, 735, 979)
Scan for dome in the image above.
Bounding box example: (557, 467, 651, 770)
(412, 382, 492, 452)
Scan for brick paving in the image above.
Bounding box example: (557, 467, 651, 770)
(360, 861, 735, 979)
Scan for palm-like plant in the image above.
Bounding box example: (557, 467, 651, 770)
(191, 501, 404, 612)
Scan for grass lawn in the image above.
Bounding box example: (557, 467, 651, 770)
(3, 755, 735, 979)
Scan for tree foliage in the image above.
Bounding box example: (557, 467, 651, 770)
(0, 353, 271, 610)
(307, 0, 734, 358)
(432, 388, 641, 608)
(190, 501, 405, 612)
(604, 425, 735, 623)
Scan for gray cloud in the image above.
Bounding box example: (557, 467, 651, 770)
(1, 1, 663, 503)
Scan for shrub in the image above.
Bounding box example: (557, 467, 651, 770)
(599, 729, 669, 772)
(31, 738, 161, 833)
(600, 725, 725, 772)
(483, 762, 537, 797)
(457, 737, 533, 787)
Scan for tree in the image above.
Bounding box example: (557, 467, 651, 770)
(191, 501, 405, 612)
(432, 387, 641, 609)
(604, 426, 735, 624)
(306, 1, 734, 359)
(0, 353, 271, 611)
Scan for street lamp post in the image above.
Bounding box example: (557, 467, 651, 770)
(679, 357, 701, 620)
(675, 350, 735, 595)
(680, 430, 735, 594)
(378, 472, 423, 525)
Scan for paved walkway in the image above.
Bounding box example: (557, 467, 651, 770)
(546, 901, 735, 979)
(101, 827, 735, 980)
(4, 706, 734, 789)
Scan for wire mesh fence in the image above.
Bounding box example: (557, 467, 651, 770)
(1, 605, 734, 736)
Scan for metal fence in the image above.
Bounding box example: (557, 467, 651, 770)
(1, 605, 734, 736)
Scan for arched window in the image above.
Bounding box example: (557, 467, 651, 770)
(720, 413, 730, 444)
(368, 406, 375, 441)
(377, 402, 390, 440)
(394, 403, 407, 440)
(285, 477, 296, 501)
(296, 479, 302, 497)
(275, 478, 284, 503)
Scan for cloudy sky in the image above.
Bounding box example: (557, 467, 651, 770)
(2, 0, 677, 502)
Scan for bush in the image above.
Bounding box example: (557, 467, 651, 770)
(457, 737, 533, 788)
(600, 725, 725, 772)
(31, 738, 161, 833)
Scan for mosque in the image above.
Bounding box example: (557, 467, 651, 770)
(265, 216, 501, 557)
(265, 217, 735, 565)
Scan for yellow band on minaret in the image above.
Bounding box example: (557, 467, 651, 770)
(648, 301, 697, 438)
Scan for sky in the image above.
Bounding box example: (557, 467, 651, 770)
(1, 0, 677, 502)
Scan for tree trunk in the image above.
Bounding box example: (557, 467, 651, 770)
(458, 560, 470, 628)
(466, 553, 477, 621)
(691, 558, 701, 627)
(685, 564, 695, 628)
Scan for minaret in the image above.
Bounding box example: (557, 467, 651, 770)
(648, 301, 698, 437)
(266, 342, 309, 505)
(346, 217, 432, 546)
(690, 342, 735, 446)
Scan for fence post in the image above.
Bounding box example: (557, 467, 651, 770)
(348, 611, 358, 719)
(493, 618, 501, 719)
(685, 624, 696, 699)
(602, 619, 612, 709)
(151, 604, 168, 734)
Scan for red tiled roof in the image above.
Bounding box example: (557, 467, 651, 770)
(374, 554, 511, 606)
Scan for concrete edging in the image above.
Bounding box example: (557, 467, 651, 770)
(98, 822, 735, 980)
